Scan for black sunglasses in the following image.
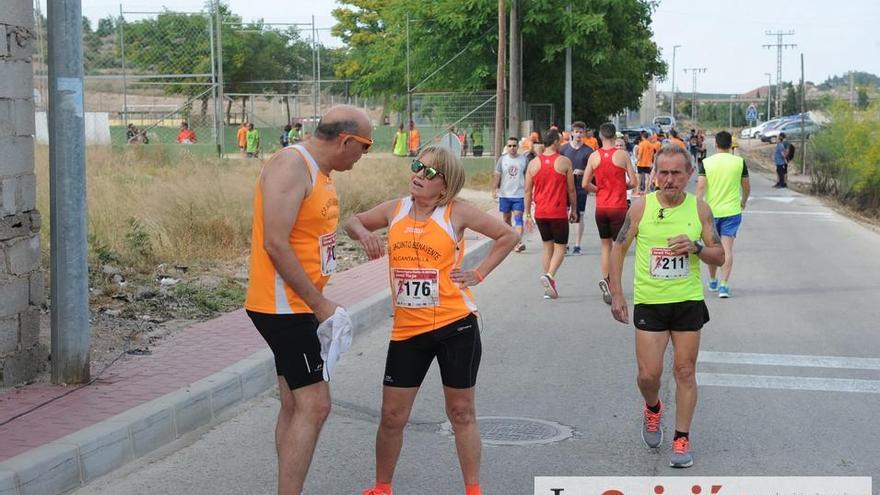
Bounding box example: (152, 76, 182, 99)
(410, 159, 445, 180)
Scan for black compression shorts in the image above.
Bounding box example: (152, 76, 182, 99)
(383, 313, 481, 389)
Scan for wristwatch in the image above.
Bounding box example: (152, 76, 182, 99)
(693, 239, 704, 255)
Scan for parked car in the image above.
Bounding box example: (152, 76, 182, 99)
(653, 115, 676, 133)
(741, 118, 784, 139)
(760, 119, 819, 143)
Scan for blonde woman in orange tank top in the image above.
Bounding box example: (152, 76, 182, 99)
(346, 146, 518, 495)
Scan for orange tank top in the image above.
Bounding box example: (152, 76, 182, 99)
(387, 198, 476, 341)
(245, 144, 339, 314)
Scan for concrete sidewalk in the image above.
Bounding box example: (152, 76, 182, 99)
(0, 233, 492, 495)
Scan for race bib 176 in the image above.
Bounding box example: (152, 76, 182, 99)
(393, 268, 440, 308)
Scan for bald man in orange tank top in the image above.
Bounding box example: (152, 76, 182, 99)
(244, 105, 373, 495)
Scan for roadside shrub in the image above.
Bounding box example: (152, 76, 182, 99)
(810, 100, 880, 214)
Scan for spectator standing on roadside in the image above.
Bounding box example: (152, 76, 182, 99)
(773, 132, 790, 188)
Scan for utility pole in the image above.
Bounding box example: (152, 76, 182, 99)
(682, 67, 706, 123)
(671, 44, 681, 118)
(849, 71, 855, 105)
(508, 0, 521, 138)
(48, 0, 90, 384)
(406, 12, 412, 129)
(564, 1, 572, 130)
(215, 0, 225, 153)
(494, 0, 506, 159)
(763, 30, 796, 118)
(311, 16, 317, 129)
(801, 53, 806, 175)
(764, 72, 772, 120)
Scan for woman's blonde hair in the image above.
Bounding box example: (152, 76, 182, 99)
(417, 145, 465, 207)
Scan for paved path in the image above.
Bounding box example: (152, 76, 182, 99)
(69, 168, 880, 494)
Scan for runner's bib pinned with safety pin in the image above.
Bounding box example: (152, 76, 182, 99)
(649, 248, 689, 279)
(393, 268, 440, 308)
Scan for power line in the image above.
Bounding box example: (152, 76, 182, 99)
(763, 30, 796, 117)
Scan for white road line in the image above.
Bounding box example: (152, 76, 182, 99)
(750, 196, 797, 203)
(697, 372, 880, 394)
(699, 351, 880, 370)
(745, 209, 833, 216)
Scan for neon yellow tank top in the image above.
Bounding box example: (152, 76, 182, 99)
(702, 152, 745, 218)
(393, 131, 408, 156)
(634, 192, 704, 304)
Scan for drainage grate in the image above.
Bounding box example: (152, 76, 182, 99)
(439, 416, 573, 446)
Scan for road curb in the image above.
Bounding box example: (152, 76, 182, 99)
(0, 236, 493, 495)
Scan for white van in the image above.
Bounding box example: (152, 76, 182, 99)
(653, 115, 676, 133)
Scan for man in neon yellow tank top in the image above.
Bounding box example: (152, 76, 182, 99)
(609, 146, 725, 468)
(696, 131, 750, 298)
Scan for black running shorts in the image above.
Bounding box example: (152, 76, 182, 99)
(575, 191, 587, 216)
(595, 207, 627, 239)
(535, 217, 569, 244)
(633, 300, 710, 332)
(383, 313, 481, 389)
(247, 310, 325, 390)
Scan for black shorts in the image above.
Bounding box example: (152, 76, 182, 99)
(575, 191, 587, 217)
(633, 300, 710, 332)
(535, 217, 569, 244)
(383, 314, 481, 389)
(595, 207, 627, 239)
(637, 166, 652, 174)
(247, 310, 324, 390)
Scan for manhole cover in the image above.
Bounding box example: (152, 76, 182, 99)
(439, 416, 573, 446)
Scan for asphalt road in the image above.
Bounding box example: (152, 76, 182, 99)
(74, 157, 880, 495)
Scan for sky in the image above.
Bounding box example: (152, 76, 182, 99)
(62, 0, 880, 94)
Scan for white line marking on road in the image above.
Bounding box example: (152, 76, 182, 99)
(745, 209, 833, 216)
(750, 196, 797, 203)
(699, 351, 880, 370)
(697, 372, 880, 394)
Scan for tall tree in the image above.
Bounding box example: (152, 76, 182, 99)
(332, 0, 666, 126)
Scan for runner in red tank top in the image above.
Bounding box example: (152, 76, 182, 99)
(583, 123, 638, 304)
(524, 129, 576, 299)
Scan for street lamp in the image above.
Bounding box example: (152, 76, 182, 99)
(764, 72, 772, 120)
(671, 45, 681, 118)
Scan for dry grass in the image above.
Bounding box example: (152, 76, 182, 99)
(34, 147, 418, 268)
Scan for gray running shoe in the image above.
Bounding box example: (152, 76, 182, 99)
(669, 436, 694, 468)
(540, 273, 558, 299)
(598, 278, 612, 305)
(641, 401, 663, 448)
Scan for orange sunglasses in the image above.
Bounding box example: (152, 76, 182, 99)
(339, 132, 373, 152)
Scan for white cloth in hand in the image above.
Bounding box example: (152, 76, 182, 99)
(316, 307, 353, 381)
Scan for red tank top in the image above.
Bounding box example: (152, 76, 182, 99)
(594, 148, 628, 209)
(533, 153, 568, 219)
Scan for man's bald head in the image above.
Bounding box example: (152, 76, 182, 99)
(315, 105, 371, 140)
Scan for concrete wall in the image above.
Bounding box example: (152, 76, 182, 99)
(1, 0, 46, 386)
